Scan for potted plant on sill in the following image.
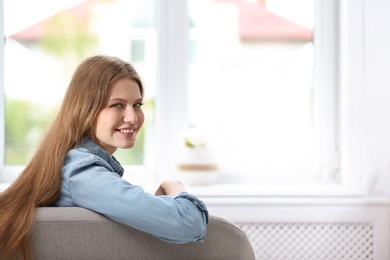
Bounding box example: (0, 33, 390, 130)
(177, 138, 219, 185)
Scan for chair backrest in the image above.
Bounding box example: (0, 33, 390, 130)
(32, 207, 256, 260)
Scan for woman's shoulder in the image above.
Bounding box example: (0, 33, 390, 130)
(63, 147, 107, 172)
(62, 140, 123, 177)
(65, 138, 108, 165)
(69, 145, 97, 157)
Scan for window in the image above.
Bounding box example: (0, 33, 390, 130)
(1, 0, 373, 194)
(153, 0, 341, 185)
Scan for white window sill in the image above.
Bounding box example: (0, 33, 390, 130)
(141, 182, 390, 208)
(140, 182, 369, 197)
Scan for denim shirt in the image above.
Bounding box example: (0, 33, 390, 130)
(54, 137, 209, 243)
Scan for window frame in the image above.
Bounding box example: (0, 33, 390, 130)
(154, 0, 190, 180)
(154, 0, 344, 183)
(0, 0, 372, 196)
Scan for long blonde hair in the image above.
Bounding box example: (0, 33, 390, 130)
(0, 55, 143, 259)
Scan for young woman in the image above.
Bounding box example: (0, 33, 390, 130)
(0, 55, 209, 259)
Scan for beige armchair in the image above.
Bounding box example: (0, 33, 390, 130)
(32, 207, 255, 260)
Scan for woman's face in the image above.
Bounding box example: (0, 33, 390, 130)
(93, 78, 144, 155)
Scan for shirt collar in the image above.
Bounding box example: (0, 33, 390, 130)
(80, 137, 124, 177)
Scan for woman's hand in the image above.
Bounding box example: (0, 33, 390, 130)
(155, 180, 186, 196)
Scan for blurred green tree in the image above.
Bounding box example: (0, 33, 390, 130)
(6, 99, 56, 164)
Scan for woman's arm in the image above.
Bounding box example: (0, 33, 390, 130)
(59, 163, 208, 243)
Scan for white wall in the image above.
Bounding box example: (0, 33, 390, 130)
(339, 0, 390, 197)
(363, 0, 390, 197)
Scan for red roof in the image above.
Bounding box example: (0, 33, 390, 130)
(215, 0, 312, 41)
(10, 2, 91, 40)
(11, 22, 46, 40)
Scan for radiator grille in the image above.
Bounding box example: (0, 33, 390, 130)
(238, 222, 374, 260)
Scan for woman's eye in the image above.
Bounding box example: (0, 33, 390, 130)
(110, 103, 124, 108)
(134, 103, 144, 109)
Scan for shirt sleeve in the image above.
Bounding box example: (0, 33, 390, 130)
(66, 160, 209, 243)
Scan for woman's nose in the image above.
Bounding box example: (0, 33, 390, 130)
(123, 108, 138, 124)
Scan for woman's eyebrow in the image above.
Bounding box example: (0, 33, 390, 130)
(109, 97, 143, 102)
(108, 98, 127, 102)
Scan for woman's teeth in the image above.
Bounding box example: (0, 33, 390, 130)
(120, 129, 134, 133)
